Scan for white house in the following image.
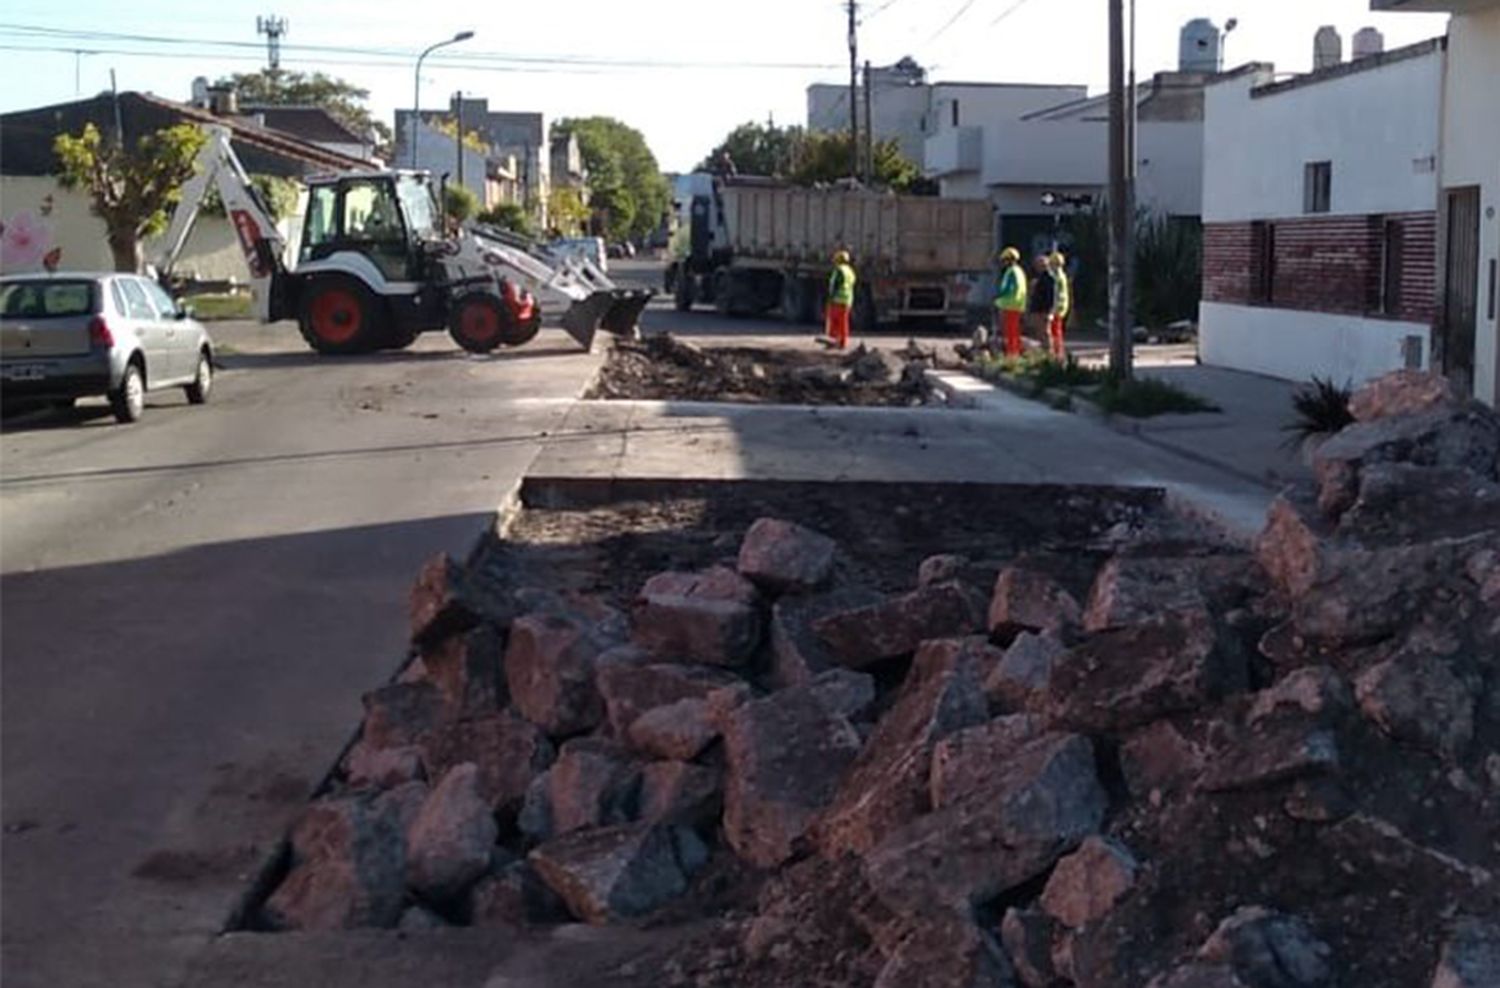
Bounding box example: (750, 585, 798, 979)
(1375, 0, 1500, 404)
(1198, 40, 1445, 387)
(807, 58, 1083, 179)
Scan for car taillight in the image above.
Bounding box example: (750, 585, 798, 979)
(88, 316, 114, 347)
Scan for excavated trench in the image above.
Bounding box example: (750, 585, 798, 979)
(584, 334, 943, 407)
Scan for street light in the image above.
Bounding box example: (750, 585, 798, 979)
(1220, 18, 1239, 72)
(411, 30, 475, 168)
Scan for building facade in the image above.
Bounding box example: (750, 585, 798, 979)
(396, 98, 554, 226)
(0, 92, 371, 281)
(1198, 41, 1445, 386)
(1376, 0, 1500, 404)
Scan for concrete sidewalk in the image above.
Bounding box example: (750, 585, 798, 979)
(1131, 362, 1309, 490)
(529, 385, 1277, 539)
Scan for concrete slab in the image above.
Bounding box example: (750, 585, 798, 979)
(532, 391, 1273, 540)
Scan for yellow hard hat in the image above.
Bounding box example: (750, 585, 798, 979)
(833, 249, 851, 264)
(1048, 251, 1066, 267)
(999, 247, 1021, 263)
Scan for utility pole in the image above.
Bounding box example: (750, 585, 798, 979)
(454, 92, 464, 189)
(1123, 0, 1137, 377)
(863, 60, 874, 184)
(1107, 0, 1133, 380)
(847, 0, 859, 183)
(256, 15, 288, 72)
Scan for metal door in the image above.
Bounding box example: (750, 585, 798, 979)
(141, 279, 191, 380)
(118, 278, 174, 385)
(1441, 187, 1480, 395)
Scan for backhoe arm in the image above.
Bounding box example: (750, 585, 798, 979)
(155, 125, 287, 322)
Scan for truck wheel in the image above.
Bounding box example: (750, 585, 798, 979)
(852, 283, 877, 336)
(780, 275, 805, 324)
(449, 292, 538, 353)
(674, 270, 694, 312)
(298, 276, 384, 354)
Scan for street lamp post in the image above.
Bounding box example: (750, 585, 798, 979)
(411, 30, 475, 169)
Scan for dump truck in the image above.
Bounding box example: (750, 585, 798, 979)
(156, 125, 649, 355)
(665, 174, 995, 332)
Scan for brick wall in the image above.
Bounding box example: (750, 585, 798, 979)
(1203, 212, 1436, 324)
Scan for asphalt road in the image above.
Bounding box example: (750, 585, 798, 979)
(0, 258, 977, 987)
(0, 314, 604, 987)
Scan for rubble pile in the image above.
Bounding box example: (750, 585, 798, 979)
(258, 369, 1498, 988)
(586, 333, 936, 406)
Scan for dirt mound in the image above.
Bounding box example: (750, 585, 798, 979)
(250, 370, 1500, 988)
(586, 334, 936, 407)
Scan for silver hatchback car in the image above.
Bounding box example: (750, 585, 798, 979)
(0, 273, 215, 423)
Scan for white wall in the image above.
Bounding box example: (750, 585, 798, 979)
(928, 84, 1086, 136)
(1199, 301, 1430, 385)
(981, 120, 1203, 216)
(0, 177, 296, 282)
(1202, 49, 1443, 223)
(1442, 7, 1500, 404)
(807, 81, 930, 163)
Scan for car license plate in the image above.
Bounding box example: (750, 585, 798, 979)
(2, 364, 47, 381)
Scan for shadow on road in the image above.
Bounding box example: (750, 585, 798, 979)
(219, 343, 590, 372)
(0, 511, 491, 988)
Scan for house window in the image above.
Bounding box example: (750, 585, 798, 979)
(1379, 218, 1404, 315)
(951, 100, 959, 128)
(1304, 161, 1332, 214)
(1252, 221, 1276, 304)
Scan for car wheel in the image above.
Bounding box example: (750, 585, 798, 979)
(298, 276, 385, 355)
(185, 351, 213, 404)
(109, 362, 145, 424)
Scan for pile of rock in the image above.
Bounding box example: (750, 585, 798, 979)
(259, 370, 1498, 988)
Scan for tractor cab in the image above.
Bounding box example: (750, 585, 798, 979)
(297, 172, 441, 283)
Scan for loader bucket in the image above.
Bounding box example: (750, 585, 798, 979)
(558, 291, 617, 352)
(600, 290, 654, 338)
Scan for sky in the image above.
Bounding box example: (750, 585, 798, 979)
(0, 0, 1452, 173)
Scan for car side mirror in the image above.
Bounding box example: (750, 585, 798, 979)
(174, 300, 194, 320)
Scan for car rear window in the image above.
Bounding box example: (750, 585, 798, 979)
(0, 281, 98, 319)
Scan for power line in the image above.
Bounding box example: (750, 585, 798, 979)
(863, 0, 906, 20)
(988, 0, 1037, 28)
(923, 0, 985, 47)
(0, 23, 841, 71)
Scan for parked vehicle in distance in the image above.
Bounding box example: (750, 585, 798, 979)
(0, 273, 215, 424)
(551, 236, 609, 274)
(607, 241, 637, 260)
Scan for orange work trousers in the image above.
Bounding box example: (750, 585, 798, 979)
(997, 308, 1023, 357)
(825, 302, 851, 349)
(1049, 313, 1067, 360)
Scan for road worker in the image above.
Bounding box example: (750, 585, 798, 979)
(1047, 251, 1071, 361)
(825, 249, 857, 349)
(1025, 254, 1055, 349)
(994, 246, 1028, 357)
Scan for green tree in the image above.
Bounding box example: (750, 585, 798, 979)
(431, 116, 489, 154)
(552, 117, 670, 242)
(789, 130, 920, 191)
(697, 122, 923, 192)
(443, 184, 480, 224)
(216, 69, 390, 150)
(546, 186, 589, 237)
(54, 122, 207, 272)
(476, 202, 532, 236)
(698, 121, 804, 176)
